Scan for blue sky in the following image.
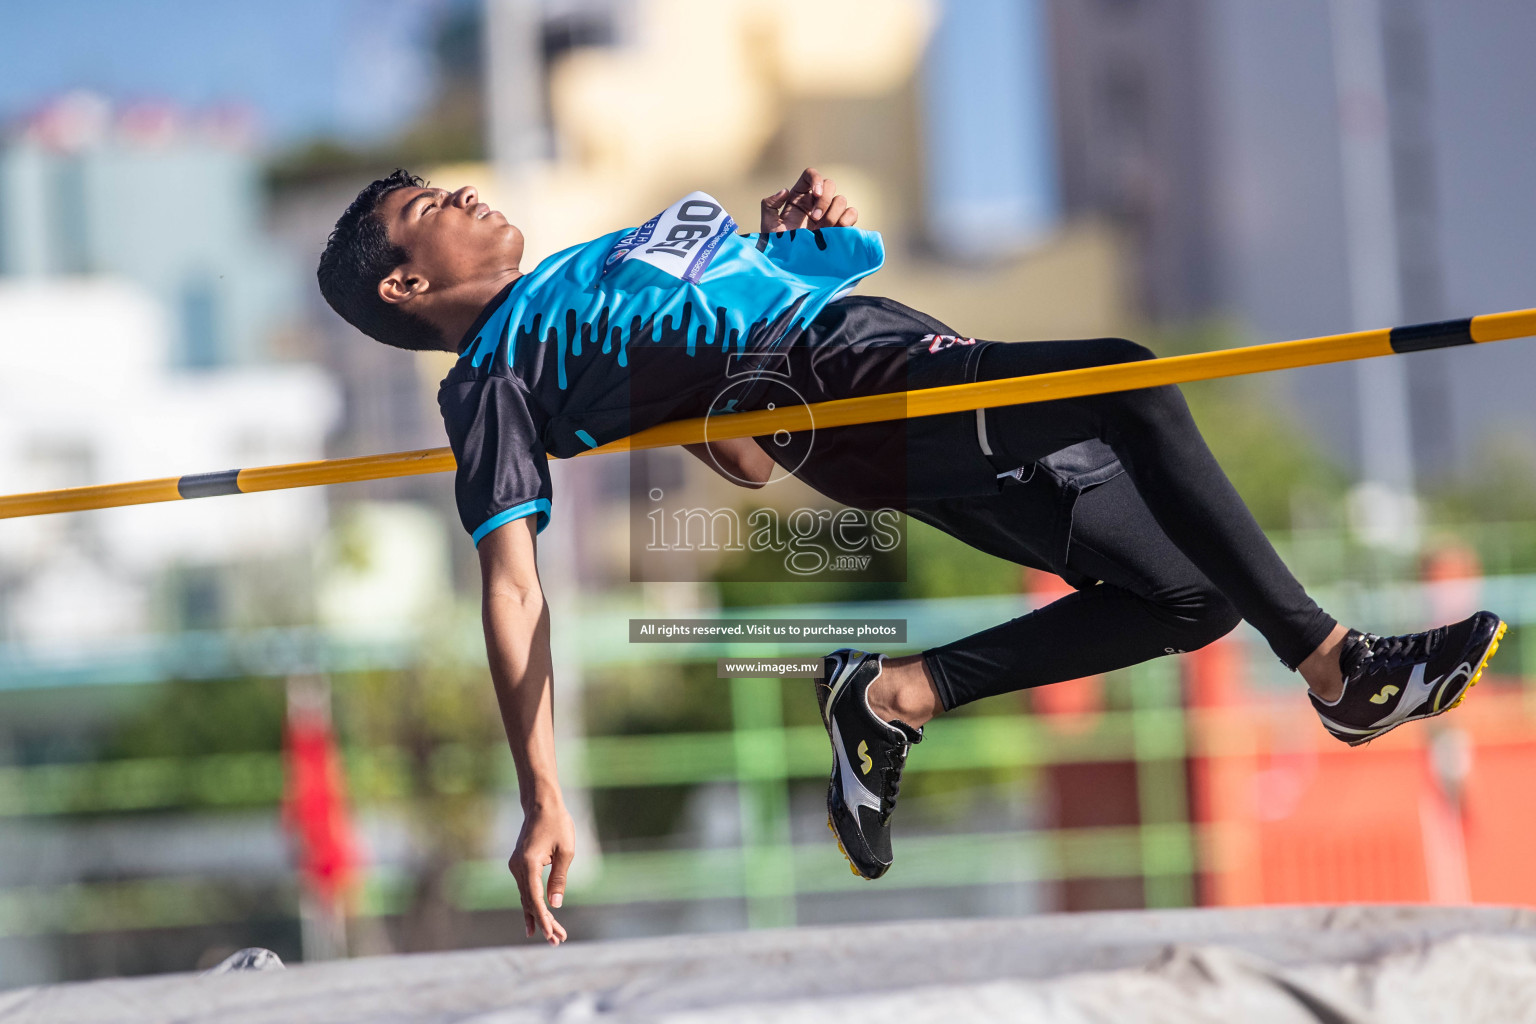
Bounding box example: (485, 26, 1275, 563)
(0, 0, 447, 147)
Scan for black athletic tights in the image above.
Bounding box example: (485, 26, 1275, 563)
(914, 337, 1338, 711)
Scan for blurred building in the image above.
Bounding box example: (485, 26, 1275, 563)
(1048, 0, 1217, 323)
(920, 0, 1060, 261)
(1047, 0, 1536, 481)
(0, 92, 296, 368)
(483, 0, 1536, 487)
(462, 0, 1133, 590)
(0, 279, 338, 644)
(0, 94, 342, 645)
(0, 94, 348, 986)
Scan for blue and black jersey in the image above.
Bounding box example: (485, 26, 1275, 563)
(437, 191, 885, 545)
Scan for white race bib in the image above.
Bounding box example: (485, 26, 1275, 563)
(603, 191, 737, 283)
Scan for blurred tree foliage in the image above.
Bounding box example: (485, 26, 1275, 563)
(98, 601, 509, 953)
(264, 0, 620, 193)
(581, 658, 732, 844)
(1424, 433, 1536, 525)
(336, 605, 505, 951)
(103, 677, 286, 761)
(1149, 321, 1351, 533)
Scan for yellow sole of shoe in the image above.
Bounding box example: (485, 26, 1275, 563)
(1446, 618, 1507, 712)
(821, 664, 880, 881)
(826, 813, 876, 880)
(1345, 618, 1508, 747)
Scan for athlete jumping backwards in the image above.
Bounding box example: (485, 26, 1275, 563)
(317, 168, 1506, 945)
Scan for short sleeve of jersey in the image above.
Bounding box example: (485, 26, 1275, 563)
(439, 374, 552, 544)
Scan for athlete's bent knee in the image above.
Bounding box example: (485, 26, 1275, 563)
(1180, 596, 1242, 651)
(1154, 585, 1241, 653)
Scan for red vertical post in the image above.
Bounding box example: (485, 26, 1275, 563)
(282, 675, 361, 957)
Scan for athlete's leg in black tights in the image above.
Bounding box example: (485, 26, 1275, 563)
(903, 337, 1335, 707)
(972, 338, 1334, 667)
(773, 306, 1337, 701)
(914, 472, 1242, 710)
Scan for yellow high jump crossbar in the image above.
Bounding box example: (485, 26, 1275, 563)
(2, 308, 1533, 521)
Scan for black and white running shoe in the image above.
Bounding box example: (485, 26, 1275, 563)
(816, 649, 922, 880)
(1310, 611, 1506, 746)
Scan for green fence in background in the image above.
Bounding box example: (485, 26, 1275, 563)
(0, 657, 1195, 937)
(2, 564, 1535, 940)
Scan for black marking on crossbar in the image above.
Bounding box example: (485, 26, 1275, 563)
(1390, 317, 1474, 354)
(177, 469, 242, 499)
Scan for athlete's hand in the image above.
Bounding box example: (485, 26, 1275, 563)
(509, 799, 575, 945)
(761, 167, 858, 233)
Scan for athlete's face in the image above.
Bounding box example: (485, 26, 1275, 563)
(376, 183, 524, 295)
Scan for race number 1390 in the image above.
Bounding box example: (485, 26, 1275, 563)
(605, 191, 737, 284)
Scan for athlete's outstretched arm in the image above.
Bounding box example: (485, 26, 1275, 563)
(683, 437, 775, 488)
(478, 517, 574, 945)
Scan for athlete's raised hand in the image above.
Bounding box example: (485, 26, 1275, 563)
(761, 167, 858, 233)
(510, 800, 575, 945)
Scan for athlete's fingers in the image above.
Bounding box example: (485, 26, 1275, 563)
(759, 187, 791, 232)
(808, 178, 838, 222)
(509, 854, 536, 938)
(836, 205, 859, 227)
(778, 201, 811, 230)
(787, 167, 823, 202)
(823, 194, 849, 226)
(784, 168, 825, 217)
(510, 851, 563, 944)
(546, 843, 574, 911)
(542, 900, 567, 944)
(520, 853, 565, 945)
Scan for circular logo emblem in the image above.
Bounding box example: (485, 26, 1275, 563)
(704, 376, 816, 486)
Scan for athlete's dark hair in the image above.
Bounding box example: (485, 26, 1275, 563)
(316, 169, 442, 351)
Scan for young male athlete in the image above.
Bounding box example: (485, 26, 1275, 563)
(317, 168, 1506, 945)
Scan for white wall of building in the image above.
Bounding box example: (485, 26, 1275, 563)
(0, 278, 340, 644)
